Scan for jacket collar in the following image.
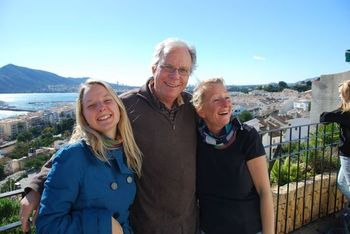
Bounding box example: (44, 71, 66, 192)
(138, 77, 185, 109)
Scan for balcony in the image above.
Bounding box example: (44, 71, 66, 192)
(0, 122, 345, 233)
(261, 122, 343, 233)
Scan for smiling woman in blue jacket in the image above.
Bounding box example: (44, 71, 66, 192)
(36, 79, 142, 234)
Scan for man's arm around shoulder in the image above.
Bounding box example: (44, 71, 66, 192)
(20, 155, 54, 232)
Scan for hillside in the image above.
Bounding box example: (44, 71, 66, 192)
(0, 64, 133, 93)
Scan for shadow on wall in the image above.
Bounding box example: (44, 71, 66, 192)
(310, 70, 350, 123)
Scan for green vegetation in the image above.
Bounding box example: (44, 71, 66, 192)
(0, 118, 74, 232)
(0, 165, 5, 181)
(9, 118, 74, 160)
(238, 110, 253, 122)
(0, 198, 22, 234)
(270, 156, 311, 186)
(24, 154, 51, 171)
(269, 123, 340, 186)
(0, 179, 18, 193)
(256, 80, 312, 92)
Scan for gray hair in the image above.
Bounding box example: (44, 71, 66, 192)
(191, 77, 225, 110)
(152, 38, 197, 73)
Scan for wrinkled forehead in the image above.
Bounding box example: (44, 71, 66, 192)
(162, 47, 191, 62)
(203, 83, 228, 98)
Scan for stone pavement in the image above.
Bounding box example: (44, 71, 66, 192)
(291, 211, 349, 234)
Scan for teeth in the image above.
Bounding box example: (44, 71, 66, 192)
(166, 83, 179, 88)
(98, 114, 111, 121)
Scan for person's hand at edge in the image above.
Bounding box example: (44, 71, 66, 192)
(112, 217, 124, 234)
(19, 189, 41, 232)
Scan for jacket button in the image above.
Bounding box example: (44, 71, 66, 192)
(110, 182, 118, 190)
(126, 176, 133, 184)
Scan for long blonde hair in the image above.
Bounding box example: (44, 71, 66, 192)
(70, 79, 142, 177)
(339, 80, 350, 113)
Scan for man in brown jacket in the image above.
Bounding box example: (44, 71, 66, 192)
(20, 38, 198, 234)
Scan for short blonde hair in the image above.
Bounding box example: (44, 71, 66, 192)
(339, 80, 350, 112)
(70, 79, 142, 177)
(191, 77, 225, 110)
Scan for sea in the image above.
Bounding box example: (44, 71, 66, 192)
(0, 93, 78, 120)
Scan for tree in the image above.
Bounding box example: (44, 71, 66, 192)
(24, 154, 50, 171)
(54, 118, 75, 135)
(238, 111, 253, 122)
(292, 81, 312, 92)
(263, 84, 279, 92)
(256, 85, 263, 90)
(9, 141, 30, 159)
(306, 81, 312, 87)
(16, 131, 33, 142)
(0, 164, 5, 180)
(278, 81, 288, 90)
(30, 127, 42, 138)
(16, 122, 26, 133)
(42, 127, 54, 137)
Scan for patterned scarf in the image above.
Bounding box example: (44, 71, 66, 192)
(102, 136, 122, 150)
(198, 116, 237, 149)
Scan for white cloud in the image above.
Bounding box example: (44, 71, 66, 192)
(253, 55, 266, 61)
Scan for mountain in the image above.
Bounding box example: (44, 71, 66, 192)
(0, 64, 135, 93)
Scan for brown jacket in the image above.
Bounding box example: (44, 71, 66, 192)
(121, 79, 198, 234)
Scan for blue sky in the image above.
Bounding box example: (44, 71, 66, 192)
(0, 0, 349, 86)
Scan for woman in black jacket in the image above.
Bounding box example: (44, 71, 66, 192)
(320, 80, 350, 200)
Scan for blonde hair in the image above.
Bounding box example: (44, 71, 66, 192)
(191, 77, 225, 110)
(339, 80, 350, 113)
(70, 79, 142, 177)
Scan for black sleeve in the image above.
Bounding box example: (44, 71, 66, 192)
(243, 127, 266, 161)
(320, 111, 338, 123)
(320, 110, 350, 128)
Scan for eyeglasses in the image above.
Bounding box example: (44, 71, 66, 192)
(159, 64, 191, 76)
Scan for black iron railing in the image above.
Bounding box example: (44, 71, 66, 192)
(260, 122, 342, 233)
(0, 122, 344, 233)
(0, 189, 26, 233)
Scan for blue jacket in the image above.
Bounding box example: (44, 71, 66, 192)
(36, 140, 136, 234)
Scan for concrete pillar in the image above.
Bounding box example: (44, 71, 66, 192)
(310, 70, 350, 122)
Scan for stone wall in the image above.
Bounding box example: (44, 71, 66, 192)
(272, 173, 344, 233)
(310, 70, 350, 122)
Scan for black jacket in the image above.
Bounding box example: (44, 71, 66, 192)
(320, 109, 350, 156)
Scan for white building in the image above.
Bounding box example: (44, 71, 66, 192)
(244, 118, 262, 131)
(0, 119, 28, 140)
(283, 118, 312, 142)
(293, 99, 311, 111)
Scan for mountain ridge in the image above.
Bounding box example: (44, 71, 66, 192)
(0, 64, 316, 93)
(0, 64, 134, 93)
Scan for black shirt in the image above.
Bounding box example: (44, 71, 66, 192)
(197, 123, 266, 234)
